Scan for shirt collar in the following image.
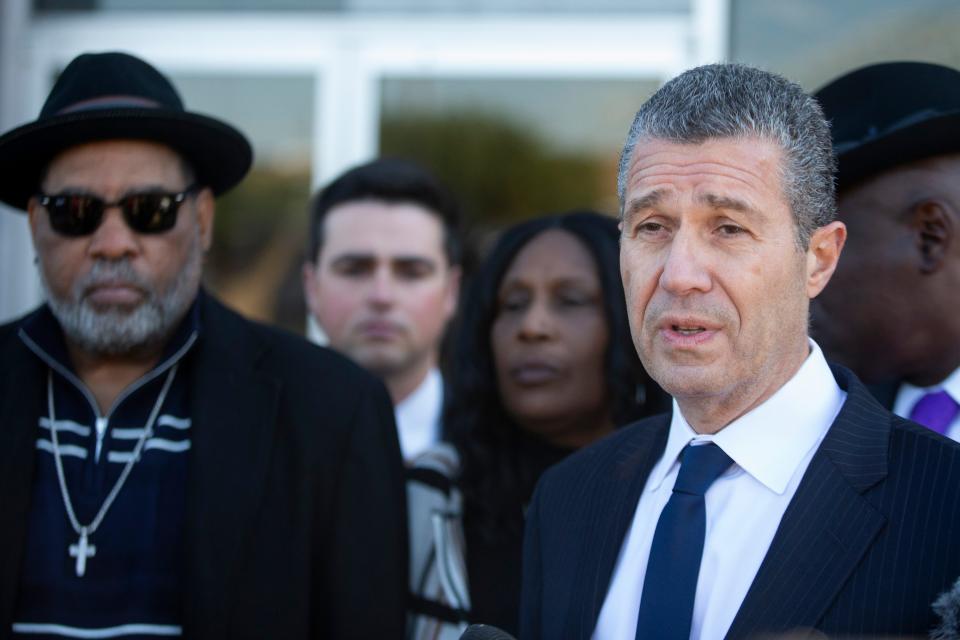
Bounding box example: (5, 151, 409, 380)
(896, 365, 960, 410)
(646, 340, 845, 495)
(395, 368, 443, 438)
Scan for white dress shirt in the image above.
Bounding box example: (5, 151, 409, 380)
(893, 365, 960, 443)
(395, 368, 443, 461)
(594, 341, 846, 640)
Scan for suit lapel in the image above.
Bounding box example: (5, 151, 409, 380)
(726, 366, 890, 638)
(0, 334, 43, 630)
(568, 416, 670, 639)
(180, 296, 280, 639)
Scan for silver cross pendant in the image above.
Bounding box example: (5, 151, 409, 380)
(69, 528, 96, 577)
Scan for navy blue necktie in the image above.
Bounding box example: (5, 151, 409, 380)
(635, 442, 734, 640)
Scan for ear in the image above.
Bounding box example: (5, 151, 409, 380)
(25, 197, 47, 264)
(910, 199, 952, 274)
(26, 196, 42, 239)
(195, 187, 216, 252)
(805, 221, 847, 299)
(302, 260, 323, 320)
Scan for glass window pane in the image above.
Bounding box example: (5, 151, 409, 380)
(35, 0, 688, 13)
(170, 73, 313, 332)
(731, 0, 960, 89)
(380, 76, 659, 234)
(34, 0, 339, 10)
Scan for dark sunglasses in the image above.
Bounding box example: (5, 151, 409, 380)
(37, 185, 199, 237)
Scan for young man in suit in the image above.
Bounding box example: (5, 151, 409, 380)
(302, 159, 462, 462)
(812, 62, 960, 443)
(519, 63, 960, 639)
(0, 51, 406, 639)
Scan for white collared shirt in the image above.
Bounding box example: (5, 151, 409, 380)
(593, 341, 846, 640)
(893, 365, 960, 443)
(395, 368, 443, 461)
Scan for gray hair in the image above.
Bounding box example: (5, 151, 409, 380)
(40, 227, 203, 357)
(617, 63, 836, 247)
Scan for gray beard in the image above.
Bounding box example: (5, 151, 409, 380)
(40, 237, 202, 357)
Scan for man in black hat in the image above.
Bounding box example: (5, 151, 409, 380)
(0, 51, 407, 639)
(813, 62, 960, 443)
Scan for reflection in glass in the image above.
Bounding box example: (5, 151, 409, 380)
(35, 0, 688, 13)
(171, 73, 313, 332)
(380, 76, 659, 236)
(731, 0, 960, 89)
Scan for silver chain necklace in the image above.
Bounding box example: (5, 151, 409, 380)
(46, 364, 178, 577)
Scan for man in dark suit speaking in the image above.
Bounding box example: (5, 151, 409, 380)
(519, 63, 960, 639)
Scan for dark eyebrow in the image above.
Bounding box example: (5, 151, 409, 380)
(699, 193, 759, 217)
(329, 254, 439, 273)
(624, 189, 665, 219)
(500, 274, 594, 292)
(331, 253, 375, 267)
(392, 256, 436, 268)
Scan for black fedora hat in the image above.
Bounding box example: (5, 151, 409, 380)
(815, 61, 960, 192)
(0, 51, 253, 211)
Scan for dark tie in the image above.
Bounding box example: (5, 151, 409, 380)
(635, 442, 734, 640)
(908, 390, 959, 436)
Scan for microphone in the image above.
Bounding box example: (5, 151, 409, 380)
(932, 575, 960, 639)
(459, 624, 518, 640)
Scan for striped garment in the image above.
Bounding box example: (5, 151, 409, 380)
(12, 304, 198, 639)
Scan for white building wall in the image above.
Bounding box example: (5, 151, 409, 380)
(0, 2, 728, 322)
(0, 0, 43, 324)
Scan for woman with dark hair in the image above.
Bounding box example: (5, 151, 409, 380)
(407, 211, 668, 639)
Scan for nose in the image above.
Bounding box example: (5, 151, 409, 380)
(517, 298, 554, 342)
(367, 267, 397, 308)
(87, 207, 139, 260)
(658, 227, 712, 295)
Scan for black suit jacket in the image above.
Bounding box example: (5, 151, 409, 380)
(0, 293, 408, 639)
(520, 365, 960, 639)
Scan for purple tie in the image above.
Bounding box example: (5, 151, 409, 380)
(908, 390, 960, 436)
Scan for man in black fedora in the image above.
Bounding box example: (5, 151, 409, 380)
(0, 51, 407, 639)
(812, 62, 960, 443)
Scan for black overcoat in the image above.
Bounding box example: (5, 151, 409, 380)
(0, 292, 408, 639)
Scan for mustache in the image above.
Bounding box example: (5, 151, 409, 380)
(76, 259, 151, 299)
(643, 299, 734, 329)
